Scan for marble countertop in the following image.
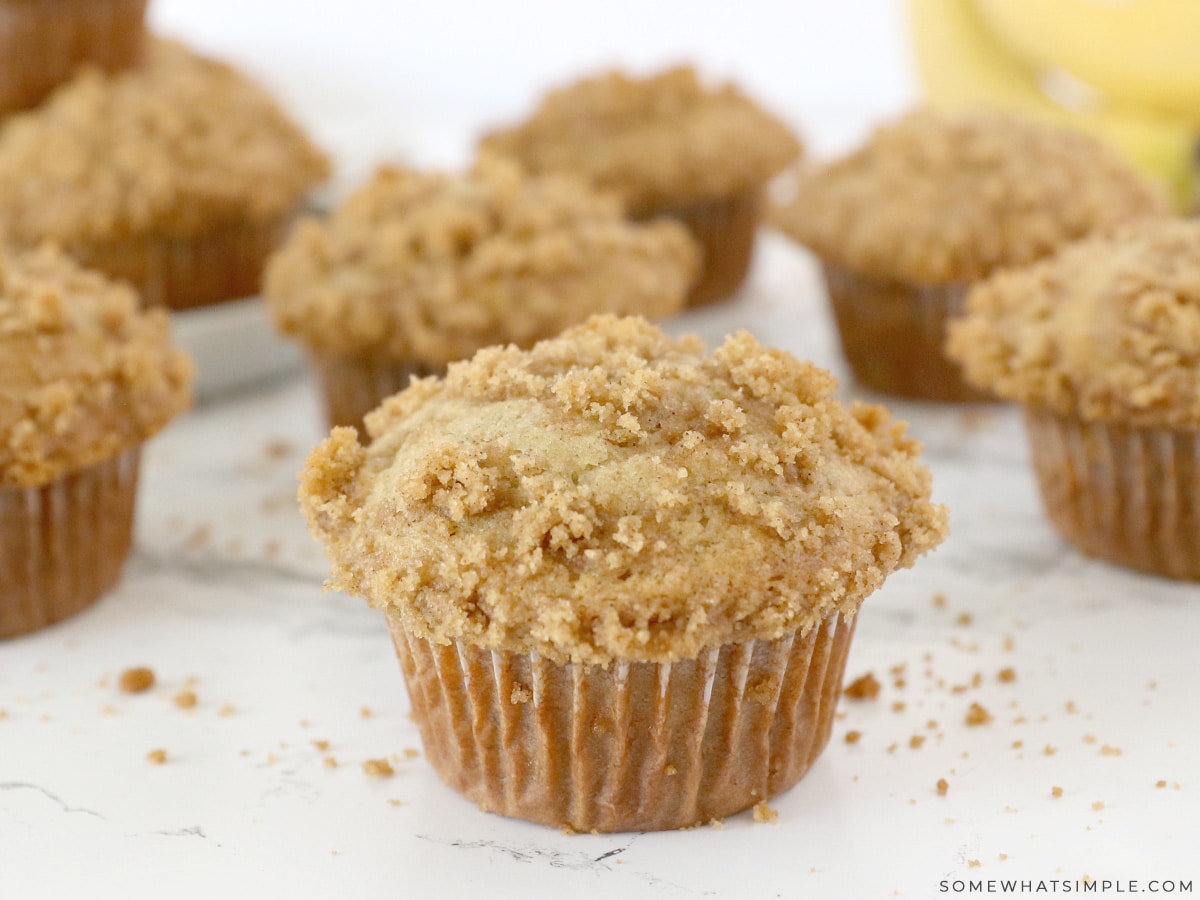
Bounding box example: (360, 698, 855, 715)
(4, 2, 1199, 897)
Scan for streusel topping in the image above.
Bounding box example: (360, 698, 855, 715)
(0, 245, 193, 487)
(480, 65, 802, 209)
(0, 40, 330, 244)
(772, 109, 1167, 283)
(265, 157, 698, 363)
(947, 218, 1200, 427)
(300, 315, 947, 665)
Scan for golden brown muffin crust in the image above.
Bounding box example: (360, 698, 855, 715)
(480, 65, 802, 209)
(0, 39, 330, 245)
(0, 244, 193, 487)
(772, 109, 1167, 284)
(947, 218, 1200, 427)
(300, 315, 947, 665)
(264, 157, 699, 363)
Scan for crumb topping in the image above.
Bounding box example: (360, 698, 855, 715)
(772, 109, 1166, 283)
(1, 246, 192, 487)
(947, 218, 1200, 426)
(265, 156, 698, 362)
(480, 65, 802, 209)
(0, 40, 330, 245)
(300, 315, 948, 665)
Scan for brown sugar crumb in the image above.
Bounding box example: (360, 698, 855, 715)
(360, 707, 373, 719)
(927, 719, 940, 730)
(387, 799, 403, 807)
(312, 740, 330, 752)
(119, 667, 156, 694)
(887, 742, 899, 754)
(1044, 745, 1057, 756)
(936, 778, 949, 796)
(956, 613, 973, 627)
(1083, 733, 1097, 744)
(1065, 700, 1078, 714)
(1100, 745, 1122, 757)
(1012, 740, 1024, 750)
(1092, 801, 1105, 811)
(844, 730, 863, 745)
(403, 748, 420, 760)
(752, 801, 779, 824)
(968, 860, 982, 869)
(146, 749, 168, 765)
(324, 756, 339, 769)
(217, 704, 237, 717)
(362, 758, 395, 778)
(173, 690, 197, 710)
(910, 735, 926, 750)
(892, 701, 907, 713)
(843, 672, 881, 700)
(510, 683, 532, 705)
(997, 667, 1017, 683)
(1052, 786, 1064, 798)
(933, 592, 948, 609)
(965, 702, 993, 727)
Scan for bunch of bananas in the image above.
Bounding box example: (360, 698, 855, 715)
(910, 0, 1200, 212)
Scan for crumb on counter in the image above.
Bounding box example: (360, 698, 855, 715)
(965, 702, 993, 726)
(119, 667, 156, 694)
(363, 758, 395, 778)
(844, 730, 863, 745)
(146, 749, 168, 765)
(843, 671, 881, 701)
(937, 778, 949, 796)
(997, 667, 1017, 683)
(752, 801, 778, 824)
(173, 690, 197, 709)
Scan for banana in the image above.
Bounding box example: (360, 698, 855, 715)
(973, 0, 1200, 120)
(909, 0, 1199, 211)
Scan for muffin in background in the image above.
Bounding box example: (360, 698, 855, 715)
(265, 156, 698, 433)
(481, 65, 802, 307)
(0, 0, 148, 115)
(947, 217, 1200, 580)
(772, 108, 1168, 402)
(0, 40, 330, 311)
(1, 244, 193, 638)
(299, 315, 947, 831)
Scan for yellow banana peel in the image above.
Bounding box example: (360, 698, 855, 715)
(909, 0, 1198, 211)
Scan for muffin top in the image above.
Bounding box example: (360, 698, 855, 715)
(947, 217, 1200, 427)
(265, 157, 699, 364)
(0, 244, 193, 488)
(480, 65, 802, 210)
(0, 40, 330, 246)
(772, 109, 1167, 284)
(300, 315, 948, 666)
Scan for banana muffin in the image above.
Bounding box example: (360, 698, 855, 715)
(481, 65, 802, 307)
(773, 109, 1167, 401)
(300, 314, 947, 831)
(1, 244, 192, 638)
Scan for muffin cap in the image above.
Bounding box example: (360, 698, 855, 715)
(947, 217, 1200, 428)
(300, 315, 948, 666)
(264, 156, 699, 364)
(0, 40, 330, 245)
(0, 244, 193, 487)
(480, 65, 802, 210)
(772, 109, 1168, 284)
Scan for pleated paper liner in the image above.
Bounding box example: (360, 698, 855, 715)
(0, 447, 140, 639)
(1024, 409, 1200, 580)
(821, 262, 991, 403)
(308, 355, 440, 434)
(389, 609, 857, 832)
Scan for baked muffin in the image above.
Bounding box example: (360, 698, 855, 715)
(772, 109, 1168, 401)
(0, 39, 330, 311)
(481, 65, 802, 307)
(265, 156, 698, 433)
(300, 315, 947, 831)
(0, 0, 147, 115)
(948, 217, 1200, 580)
(1, 244, 192, 638)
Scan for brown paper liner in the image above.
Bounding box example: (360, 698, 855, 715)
(632, 190, 761, 308)
(63, 213, 297, 312)
(821, 262, 990, 402)
(0, 448, 140, 639)
(0, 0, 148, 114)
(389, 610, 857, 832)
(1024, 409, 1200, 580)
(309, 354, 441, 434)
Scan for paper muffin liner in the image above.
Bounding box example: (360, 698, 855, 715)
(388, 609, 857, 832)
(66, 212, 298, 312)
(1, 448, 140, 639)
(633, 190, 761, 308)
(821, 262, 990, 402)
(1024, 409, 1200, 580)
(0, 0, 148, 114)
(309, 354, 441, 433)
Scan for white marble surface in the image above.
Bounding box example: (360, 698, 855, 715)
(3, 2, 1200, 897)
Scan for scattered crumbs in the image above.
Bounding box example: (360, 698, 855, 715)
(239, 749, 250, 757)
(887, 742, 898, 754)
(1012, 740, 1024, 750)
(956, 613, 973, 627)
(403, 748, 420, 759)
(363, 758, 395, 778)
(752, 802, 778, 824)
(1147, 681, 1157, 691)
(146, 749, 168, 765)
(892, 701, 907, 713)
(313, 739, 331, 752)
(184, 523, 212, 551)
(845, 730, 863, 745)
(1065, 700, 1078, 714)
(299, 719, 311, 728)
(1156, 780, 1167, 788)
(324, 756, 339, 769)
(937, 778, 949, 796)
(360, 707, 374, 719)
(950, 684, 970, 695)
(968, 860, 981, 869)
(263, 439, 294, 460)
(965, 702, 993, 726)
(999, 853, 1009, 861)
(387, 799, 403, 807)
(218, 704, 237, 717)
(266, 753, 280, 765)
(1083, 733, 1097, 744)
(933, 593, 947, 609)
(101, 705, 116, 716)
(844, 671, 881, 700)
(1092, 801, 1105, 811)
(997, 667, 1017, 683)
(910, 735, 926, 750)
(1044, 745, 1057, 756)
(1013, 715, 1028, 725)
(926, 719, 939, 730)
(173, 690, 197, 710)
(1100, 745, 1122, 757)
(971, 672, 982, 688)
(1002, 634, 1016, 652)
(119, 667, 156, 694)
(1052, 786, 1064, 798)
(510, 683, 532, 705)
